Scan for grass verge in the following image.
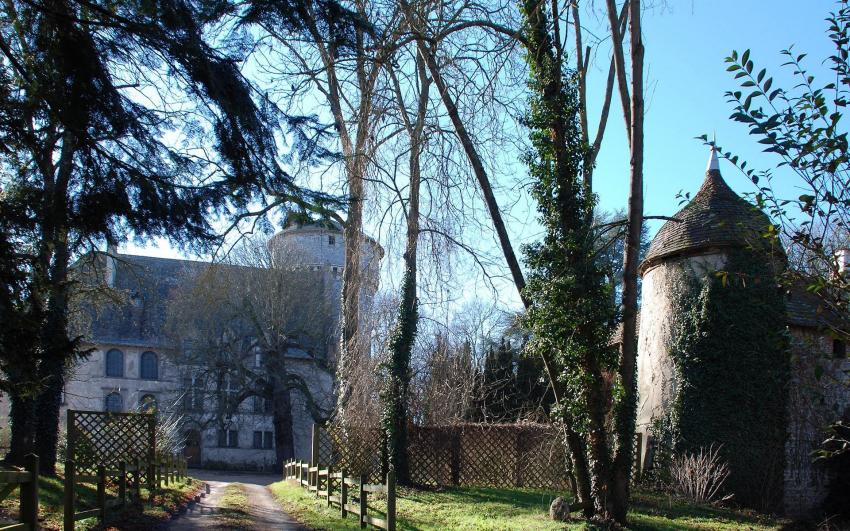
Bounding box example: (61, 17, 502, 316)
(270, 479, 791, 531)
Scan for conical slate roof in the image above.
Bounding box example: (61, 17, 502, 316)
(640, 147, 778, 274)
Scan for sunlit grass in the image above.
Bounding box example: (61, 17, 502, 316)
(270, 479, 791, 531)
(0, 463, 201, 530)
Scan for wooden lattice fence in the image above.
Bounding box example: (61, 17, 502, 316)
(67, 410, 156, 490)
(316, 423, 571, 490)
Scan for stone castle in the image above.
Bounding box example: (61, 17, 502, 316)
(634, 147, 849, 515)
(0, 218, 381, 470)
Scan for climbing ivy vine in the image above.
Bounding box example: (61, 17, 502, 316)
(668, 249, 790, 512)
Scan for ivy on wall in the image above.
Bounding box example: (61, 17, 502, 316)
(669, 249, 790, 512)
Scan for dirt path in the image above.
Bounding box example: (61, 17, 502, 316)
(168, 470, 307, 531)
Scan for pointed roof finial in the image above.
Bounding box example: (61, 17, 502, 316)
(706, 142, 720, 172)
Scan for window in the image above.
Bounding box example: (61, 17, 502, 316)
(105, 349, 124, 377)
(253, 396, 272, 414)
(328, 235, 336, 246)
(253, 431, 274, 449)
(140, 351, 158, 380)
(139, 394, 157, 413)
(183, 377, 204, 411)
(217, 429, 238, 448)
(834, 339, 847, 359)
(104, 392, 123, 413)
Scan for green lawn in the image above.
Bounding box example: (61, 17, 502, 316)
(270, 479, 790, 531)
(0, 466, 201, 530)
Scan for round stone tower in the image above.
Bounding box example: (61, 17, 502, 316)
(636, 146, 780, 433)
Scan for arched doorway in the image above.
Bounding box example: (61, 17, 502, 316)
(184, 429, 201, 467)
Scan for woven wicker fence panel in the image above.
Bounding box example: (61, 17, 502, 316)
(68, 410, 155, 483)
(318, 423, 570, 490)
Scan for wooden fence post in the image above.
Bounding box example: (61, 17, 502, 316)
(340, 470, 347, 518)
(387, 468, 396, 531)
(326, 466, 332, 507)
(147, 415, 157, 498)
(97, 464, 107, 523)
(135, 459, 143, 505)
(118, 461, 127, 506)
(358, 474, 366, 529)
(311, 424, 319, 467)
(514, 428, 525, 488)
(63, 459, 75, 531)
(21, 453, 38, 531)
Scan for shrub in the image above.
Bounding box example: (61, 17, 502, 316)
(669, 445, 730, 504)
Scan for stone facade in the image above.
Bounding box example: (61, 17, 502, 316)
(0, 221, 381, 470)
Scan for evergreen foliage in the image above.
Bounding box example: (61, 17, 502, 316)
(669, 249, 789, 512)
(0, 0, 347, 473)
(479, 339, 517, 421)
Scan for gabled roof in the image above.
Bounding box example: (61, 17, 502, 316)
(640, 148, 781, 274)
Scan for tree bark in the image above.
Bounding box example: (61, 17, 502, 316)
(611, 0, 644, 523)
(272, 382, 295, 472)
(6, 393, 36, 466)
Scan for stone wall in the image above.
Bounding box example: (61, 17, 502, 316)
(784, 327, 850, 517)
(636, 252, 727, 433)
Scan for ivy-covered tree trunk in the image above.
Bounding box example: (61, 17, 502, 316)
(519, 0, 619, 521)
(7, 394, 36, 466)
(272, 381, 296, 472)
(381, 270, 416, 484)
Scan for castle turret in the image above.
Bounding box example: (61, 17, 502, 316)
(636, 145, 789, 510)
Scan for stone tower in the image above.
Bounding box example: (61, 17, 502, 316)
(636, 145, 780, 435)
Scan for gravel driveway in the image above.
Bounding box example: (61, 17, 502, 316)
(167, 470, 307, 531)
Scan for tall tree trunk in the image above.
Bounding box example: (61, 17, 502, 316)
(7, 393, 36, 466)
(398, 0, 596, 510)
(272, 383, 295, 472)
(611, 0, 644, 523)
(381, 56, 429, 485)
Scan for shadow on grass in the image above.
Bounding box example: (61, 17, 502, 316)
(628, 491, 783, 531)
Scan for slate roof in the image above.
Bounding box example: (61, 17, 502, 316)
(86, 253, 213, 349)
(640, 169, 780, 274)
(82, 252, 324, 358)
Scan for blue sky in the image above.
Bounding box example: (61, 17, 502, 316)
(126, 0, 838, 309)
(590, 0, 835, 234)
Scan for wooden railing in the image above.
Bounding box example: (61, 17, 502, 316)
(63, 453, 188, 531)
(285, 460, 396, 531)
(0, 454, 39, 531)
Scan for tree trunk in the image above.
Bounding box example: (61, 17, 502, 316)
(611, 0, 644, 523)
(272, 384, 295, 472)
(380, 57, 429, 486)
(34, 223, 71, 476)
(6, 393, 36, 466)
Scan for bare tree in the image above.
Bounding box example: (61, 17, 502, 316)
(166, 238, 336, 470)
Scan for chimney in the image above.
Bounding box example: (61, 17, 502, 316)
(105, 242, 118, 287)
